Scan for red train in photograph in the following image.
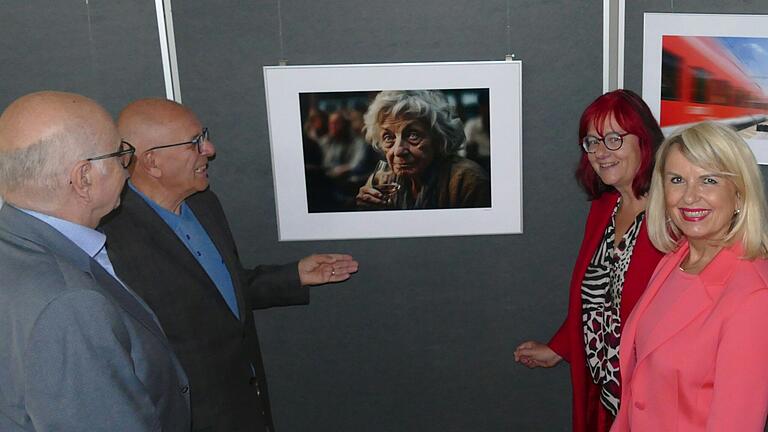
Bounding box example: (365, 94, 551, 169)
(660, 36, 768, 131)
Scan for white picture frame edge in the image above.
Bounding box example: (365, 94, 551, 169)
(642, 12, 768, 164)
(263, 61, 523, 241)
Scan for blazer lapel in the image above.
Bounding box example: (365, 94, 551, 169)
(573, 193, 618, 284)
(88, 259, 169, 342)
(587, 193, 617, 252)
(619, 243, 683, 375)
(121, 189, 195, 262)
(0, 204, 92, 270)
(631, 242, 737, 367)
(126, 188, 246, 323)
(635, 282, 711, 365)
(0, 204, 169, 345)
(188, 193, 249, 322)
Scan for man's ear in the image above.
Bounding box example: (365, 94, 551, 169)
(69, 160, 93, 202)
(140, 151, 163, 178)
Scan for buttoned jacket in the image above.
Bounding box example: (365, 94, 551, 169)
(611, 241, 768, 431)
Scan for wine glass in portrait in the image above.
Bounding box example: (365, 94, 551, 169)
(370, 160, 401, 207)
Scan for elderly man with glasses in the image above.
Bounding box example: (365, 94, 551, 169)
(99, 98, 358, 432)
(0, 91, 191, 431)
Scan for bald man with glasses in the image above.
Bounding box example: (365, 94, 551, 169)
(100, 98, 358, 432)
(0, 91, 190, 431)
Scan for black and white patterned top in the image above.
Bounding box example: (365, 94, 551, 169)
(581, 199, 645, 416)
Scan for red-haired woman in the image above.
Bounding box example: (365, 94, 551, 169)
(514, 90, 665, 432)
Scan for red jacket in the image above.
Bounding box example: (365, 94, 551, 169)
(548, 192, 664, 432)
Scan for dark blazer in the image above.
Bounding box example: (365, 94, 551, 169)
(547, 192, 664, 432)
(0, 203, 190, 431)
(101, 187, 309, 432)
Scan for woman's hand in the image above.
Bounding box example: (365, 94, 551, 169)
(514, 340, 562, 368)
(356, 185, 388, 208)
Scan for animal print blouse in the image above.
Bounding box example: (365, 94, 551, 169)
(581, 200, 645, 415)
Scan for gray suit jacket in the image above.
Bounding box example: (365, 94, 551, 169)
(0, 204, 191, 431)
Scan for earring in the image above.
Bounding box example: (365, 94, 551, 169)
(734, 208, 741, 215)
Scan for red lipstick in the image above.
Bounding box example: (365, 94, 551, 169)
(679, 208, 711, 222)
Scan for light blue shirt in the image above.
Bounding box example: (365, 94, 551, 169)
(128, 182, 240, 319)
(20, 208, 120, 280)
(19, 206, 166, 335)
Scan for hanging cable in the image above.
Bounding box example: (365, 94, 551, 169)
(506, 0, 515, 60)
(277, 0, 286, 65)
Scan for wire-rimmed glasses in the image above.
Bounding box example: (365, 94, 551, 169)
(145, 127, 209, 154)
(86, 140, 136, 168)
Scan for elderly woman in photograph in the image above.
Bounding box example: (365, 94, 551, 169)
(610, 121, 768, 431)
(514, 90, 665, 432)
(355, 90, 490, 209)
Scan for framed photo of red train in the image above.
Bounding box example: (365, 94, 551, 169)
(643, 13, 768, 164)
(263, 61, 522, 241)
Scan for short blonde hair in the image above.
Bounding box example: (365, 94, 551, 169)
(647, 121, 768, 259)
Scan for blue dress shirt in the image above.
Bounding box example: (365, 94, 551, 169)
(20, 208, 120, 280)
(128, 182, 240, 319)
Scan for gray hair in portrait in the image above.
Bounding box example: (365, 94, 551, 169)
(363, 90, 466, 156)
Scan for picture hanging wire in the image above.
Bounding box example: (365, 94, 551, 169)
(277, 0, 287, 65)
(85, 0, 96, 75)
(505, 0, 516, 60)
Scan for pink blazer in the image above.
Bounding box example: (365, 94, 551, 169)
(611, 242, 768, 432)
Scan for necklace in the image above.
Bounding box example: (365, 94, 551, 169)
(679, 247, 721, 274)
(679, 258, 699, 273)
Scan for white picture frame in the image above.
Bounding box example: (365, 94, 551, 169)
(643, 13, 768, 164)
(263, 61, 523, 241)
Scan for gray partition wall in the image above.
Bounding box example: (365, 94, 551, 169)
(3, 1, 608, 431)
(2, 1, 166, 116)
(6, 1, 768, 430)
(170, 1, 601, 431)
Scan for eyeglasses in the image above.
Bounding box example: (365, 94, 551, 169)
(86, 140, 136, 169)
(144, 128, 209, 154)
(581, 132, 630, 153)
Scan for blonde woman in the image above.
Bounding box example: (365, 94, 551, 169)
(611, 121, 768, 431)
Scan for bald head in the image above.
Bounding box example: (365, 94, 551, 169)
(0, 91, 117, 200)
(117, 98, 215, 213)
(118, 98, 201, 154)
(0, 91, 113, 151)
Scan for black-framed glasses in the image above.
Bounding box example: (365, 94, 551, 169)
(144, 127, 209, 154)
(86, 140, 136, 169)
(581, 132, 630, 153)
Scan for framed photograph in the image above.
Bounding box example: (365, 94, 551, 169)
(263, 61, 522, 241)
(643, 13, 768, 164)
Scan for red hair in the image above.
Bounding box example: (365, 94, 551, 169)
(575, 89, 663, 200)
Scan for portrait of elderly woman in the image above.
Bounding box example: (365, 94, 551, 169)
(356, 90, 491, 210)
